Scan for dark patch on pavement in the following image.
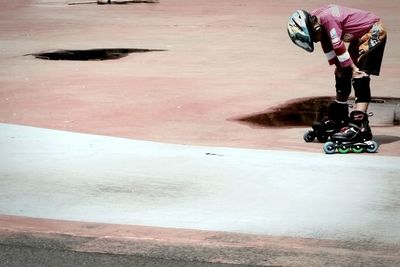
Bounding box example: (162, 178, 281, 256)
(26, 48, 166, 61)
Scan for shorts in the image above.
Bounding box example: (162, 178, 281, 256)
(349, 21, 387, 76)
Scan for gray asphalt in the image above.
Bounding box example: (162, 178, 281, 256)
(0, 244, 257, 267)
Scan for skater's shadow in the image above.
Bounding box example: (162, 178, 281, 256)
(374, 135, 400, 145)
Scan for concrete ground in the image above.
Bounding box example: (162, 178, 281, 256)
(0, 0, 400, 266)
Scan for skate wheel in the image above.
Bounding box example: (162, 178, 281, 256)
(366, 140, 379, 153)
(338, 145, 350, 154)
(303, 131, 315, 142)
(323, 141, 336, 154)
(352, 144, 365, 153)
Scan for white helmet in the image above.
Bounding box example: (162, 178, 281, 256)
(287, 10, 314, 52)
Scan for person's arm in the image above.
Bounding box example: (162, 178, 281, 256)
(320, 33, 340, 68)
(326, 22, 353, 68)
(323, 21, 367, 77)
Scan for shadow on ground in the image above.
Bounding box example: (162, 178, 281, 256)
(231, 96, 400, 128)
(374, 135, 400, 145)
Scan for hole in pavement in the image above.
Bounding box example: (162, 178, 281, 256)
(96, 0, 159, 4)
(27, 48, 166, 61)
(68, 0, 158, 5)
(231, 96, 400, 128)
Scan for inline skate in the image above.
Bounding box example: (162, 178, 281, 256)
(304, 101, 349, 142)
(323, 110, 378, 154)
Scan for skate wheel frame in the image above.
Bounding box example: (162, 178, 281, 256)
(366, 140, 379, 153)
(352, 145, 365, 153)
(338, 145, 350, 154)
(317, 134, 328, 143)
(303, 130, 328, 143)
(303, 131, 315, 142)
(323, 140, 379, 154)
(323, 141, 336, 154)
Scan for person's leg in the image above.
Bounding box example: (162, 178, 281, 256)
(352, 75, 371, 112)
(355, 102, 369, 112)
(332, 75, 372, 142)
(333, 21, 387, 142)
(307, 70, 351, 141)
(335, 67, 352, 103)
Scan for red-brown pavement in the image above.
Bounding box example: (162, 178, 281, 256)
(1, 0, 400, 266)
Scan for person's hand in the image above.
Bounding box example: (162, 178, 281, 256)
(353, 69, 368, 78)
(351, 63, 368, 79)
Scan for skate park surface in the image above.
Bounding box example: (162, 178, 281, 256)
(1, 0, 400, 266)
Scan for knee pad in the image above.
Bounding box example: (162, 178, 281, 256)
(335, 68, 352, 98)
(353, 76, 371, 103)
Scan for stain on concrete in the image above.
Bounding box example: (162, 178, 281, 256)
(232, 96, 400, 128)
(26, 48, 166, 61)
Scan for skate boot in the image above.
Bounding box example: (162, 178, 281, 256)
(304, 101, 349, 142)
(323, 110, 378, 154)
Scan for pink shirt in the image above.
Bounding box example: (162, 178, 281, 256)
(312, 5, 380, 68)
